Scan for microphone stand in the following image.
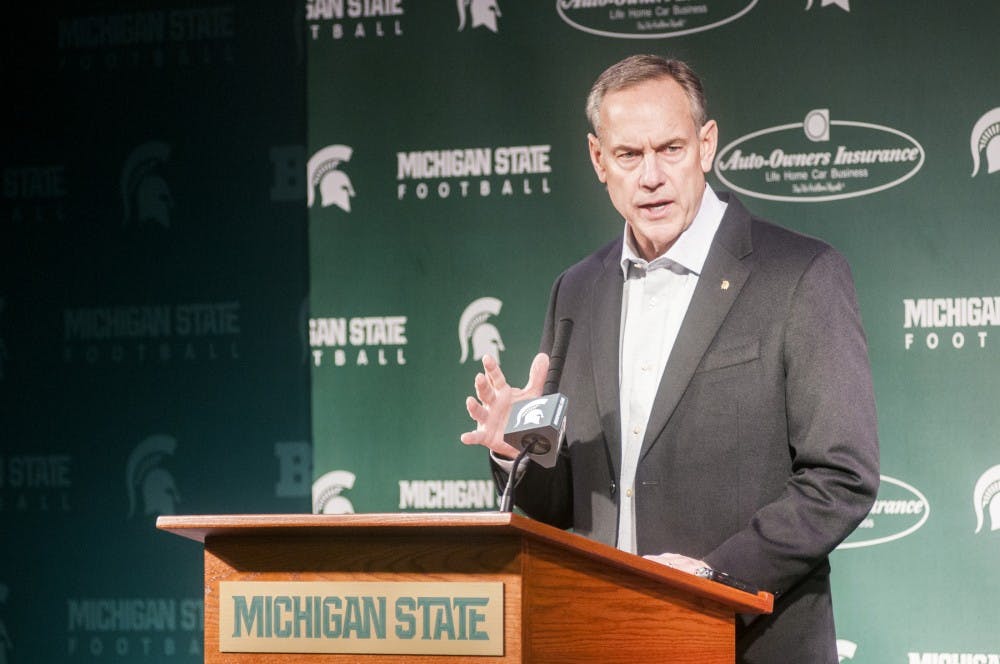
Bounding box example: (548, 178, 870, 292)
(499, 443, 534, 513)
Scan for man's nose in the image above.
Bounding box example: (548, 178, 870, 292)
(638, 152, 666, 189)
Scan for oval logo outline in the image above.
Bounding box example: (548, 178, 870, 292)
(837, 474, 930, 549)
(555, 0, 758, 39)
(714, 120, 926, 203)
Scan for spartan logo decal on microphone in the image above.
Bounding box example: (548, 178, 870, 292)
(515, 399, 548, 426)
(307, 145, 355, 212)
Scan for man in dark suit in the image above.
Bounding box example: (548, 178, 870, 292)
(460, 55, 879, 663)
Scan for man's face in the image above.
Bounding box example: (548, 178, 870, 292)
(588, 77, 717, 261)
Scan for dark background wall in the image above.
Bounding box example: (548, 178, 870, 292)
(2, 2, 309, 660)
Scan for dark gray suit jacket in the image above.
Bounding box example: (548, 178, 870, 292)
(496, 193, 879, 663)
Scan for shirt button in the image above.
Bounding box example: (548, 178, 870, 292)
(632, 425, 640, 435)
(626, 488, 633, 498)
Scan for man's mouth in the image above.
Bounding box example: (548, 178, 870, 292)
(639, 200, 672, 216)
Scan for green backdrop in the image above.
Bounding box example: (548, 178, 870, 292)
(307, 3, 999, 663)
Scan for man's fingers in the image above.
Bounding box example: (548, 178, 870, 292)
(459, 429, 519, 459)
(459, 430, 481, 446)
(462, 353, 541, 457)
(482, 354, 508, 390)
(465, 396, 488, 423)
(524, 352, 550, 396)
(490, 441, 521, 459)
(474, 373, 492, 403)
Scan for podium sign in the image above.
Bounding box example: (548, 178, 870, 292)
(219, 581, 503, 655)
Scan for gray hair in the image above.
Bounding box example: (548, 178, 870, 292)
(586, 55, 708, 136)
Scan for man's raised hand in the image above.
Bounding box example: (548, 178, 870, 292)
(460, 352, 549, 459)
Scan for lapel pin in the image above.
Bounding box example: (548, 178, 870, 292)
(721, 279, 730, 290)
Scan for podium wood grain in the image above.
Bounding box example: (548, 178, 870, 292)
(159, 513, 772, 663)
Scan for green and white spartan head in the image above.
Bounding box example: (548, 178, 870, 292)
(458, 297, 505, 365)
(307, 145, 355, 212)
(125, 434, 179, 517)
(971, 108, 1000, 177)
(973, 464, 1000, 533)
(121, 141, 173, 228)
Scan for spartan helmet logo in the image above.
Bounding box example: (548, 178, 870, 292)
(307, 145, 356, 212)
(973, 464, 1000, 534)
(312, 469, 356, 514)
(970, 108, 1000, 177)
(457, 0, 501, 32)
(125, 434, 180, 518)
(515, 398, 548, 426)
(458, 296, 505, 365)
(121, 141, 173, 228)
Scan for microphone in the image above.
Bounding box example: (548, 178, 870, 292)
(499, 319, 572, 512)
(502, 393, 568, 470)
(543, 318, 573, 396)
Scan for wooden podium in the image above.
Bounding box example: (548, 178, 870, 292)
(157, 513, 771, 663)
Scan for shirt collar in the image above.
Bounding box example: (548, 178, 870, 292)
(620, 186, 727, 278)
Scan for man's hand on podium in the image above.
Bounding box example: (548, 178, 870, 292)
(643, 552, 709, 574)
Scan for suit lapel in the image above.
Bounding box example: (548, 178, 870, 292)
(639, 196, 754, 461)
(590, 242, 624, 482)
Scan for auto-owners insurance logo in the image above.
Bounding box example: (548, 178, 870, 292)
(837, 475, 930, 549)
(556, 0, 757, 39)
(715, 109, 925, 202)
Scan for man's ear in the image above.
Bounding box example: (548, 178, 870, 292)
(699, 120, 718, 174)
(587, 133, 608, 184)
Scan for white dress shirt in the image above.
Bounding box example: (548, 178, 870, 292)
(492, 187, 726, 552)
(615, 186, 726, 553)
